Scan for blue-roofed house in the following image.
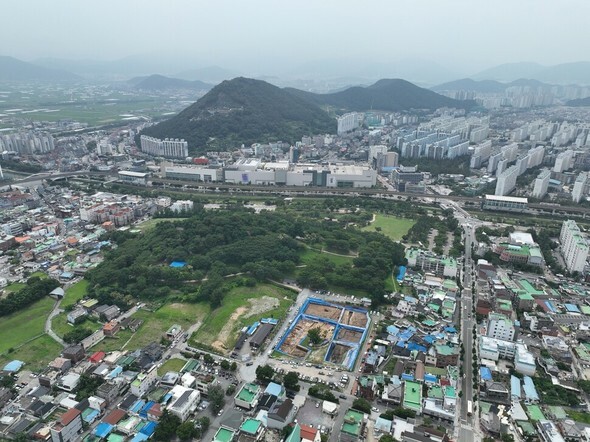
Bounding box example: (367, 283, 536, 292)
(140, 421, 157, 437)
(523, 376, 539, 404)
(511, 376, 521, 402)
(424, 374, 438, 384)
(564, 303, 580, 313)
(264, 382, 284, 398)
(2, 360, 24, 373)
(94, 422, 113, 438)
(386, 325, 399, 336)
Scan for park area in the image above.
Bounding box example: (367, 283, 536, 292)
(189, 283, 296, 353)
(276, 298, 370, 369)
(0, 297, 63, 372)
(137, 217, 187, 232)
(362, 214, 415, 241)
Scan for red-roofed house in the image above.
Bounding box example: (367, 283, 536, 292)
(148, 402, 163, 421)
(300, 425, 321, 442)
(103, 321, 120, 337)
(50, 408, 83, 442)
(102, 408, 126, 426)
(89, 351, 106, 364)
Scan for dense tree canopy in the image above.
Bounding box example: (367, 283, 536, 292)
(86, 208, 407, 308)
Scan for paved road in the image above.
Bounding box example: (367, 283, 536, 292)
(45, 298, 65, 347)
(459, 222, 476, 442)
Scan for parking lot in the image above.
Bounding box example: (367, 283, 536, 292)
(297, 398, 336, 435)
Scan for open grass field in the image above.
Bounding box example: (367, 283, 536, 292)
(300, 248, 355, 266)
(0, 297, 55, 355)
(51, 312, 101, 338)
(2, 282, 26, 294)
(61, 279, 89, 309)
(362, 214, 415, 241)
(122, 303, 209, 351)
(137, 217, 188, 232)
(0, 335, 62, 373)
(190, 283, 296, 353)
(157, 358, 186, 376)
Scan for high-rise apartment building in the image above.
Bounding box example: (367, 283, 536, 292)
(553, 150, 574, 173)
(572, 172, 588, 203)
(140, 135, 188, 159)
(560, 220, 589, 273)
(495, 166, 519, 196)
(532, 169, 551, 199)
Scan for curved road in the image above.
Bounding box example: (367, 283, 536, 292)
(45, 298, 66, 347)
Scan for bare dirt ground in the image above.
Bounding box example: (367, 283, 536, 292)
(212, 306, 247, 352)
(340, 310, 368, 328)
(336, 328, 363, 342)
(243, 296, 280, 318)
(281, 318, 335, 357)
(305, 303, 342, 320)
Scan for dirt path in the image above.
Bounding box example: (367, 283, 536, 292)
(212, 306, 247, 352)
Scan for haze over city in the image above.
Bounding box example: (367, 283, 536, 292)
(3, 0, 590, 82)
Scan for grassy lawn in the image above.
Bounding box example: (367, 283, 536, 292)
(122, 303, 209, 352)
(0, 335, 62, 373)
(158, 358, 186, 375)
(3, 282, 26, 293)
(51, 313, 101, 338)
(568, 410, 590, 424)
(0, 297, 55, 355)
(94, 329, 135, 353)
(362, 214, 416, 241)
(61, 280, 89, 309)
(300, 248, 355, 266)
(137, 217, 187, 232)
(190, 283, 296, 351)
(30, 271, 48, 279)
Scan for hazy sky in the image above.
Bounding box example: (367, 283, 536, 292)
(4, 0, 589, 74)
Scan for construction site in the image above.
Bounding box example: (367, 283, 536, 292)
(276, 298, 370, 370)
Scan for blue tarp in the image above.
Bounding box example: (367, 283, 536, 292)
(397, 266, 407, 281)
(480, 367, 492, 381)
(445, 326, 457, 333)
(94, 422, 113, 438)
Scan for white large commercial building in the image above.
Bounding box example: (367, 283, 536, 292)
(161, 163, 223, 182)
(479, 337, 536, 376)
(140, 135, 188, 159)
(337, 112, 361, 135)
(532, 169, 551, 199)
(572, 172, 588, 203)
(560, 220, 589, 273)
(495, 166, 519, 196)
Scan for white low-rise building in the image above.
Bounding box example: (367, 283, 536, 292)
(168, 385, 200, 422)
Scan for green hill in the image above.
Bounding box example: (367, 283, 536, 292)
(139, 77, 336, 153)
(0, 55, 81, 83)
(566, 97, 590, 107)
(286, 78, 474, 112)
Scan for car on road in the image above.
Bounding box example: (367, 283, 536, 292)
(339, 394, 347, 399)
(371, 407, 379, 412)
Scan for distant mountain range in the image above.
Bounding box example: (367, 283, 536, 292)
(127, 74, 213, 91)
(566, 97, 590, 107)
(432, 78, 550, 93)
(140, 77, 473, 154)
(288, 78, 474, 112)
(471, 61, 590, 85)
(0, 56, 81, 83)
(139, 77, 337, 153)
